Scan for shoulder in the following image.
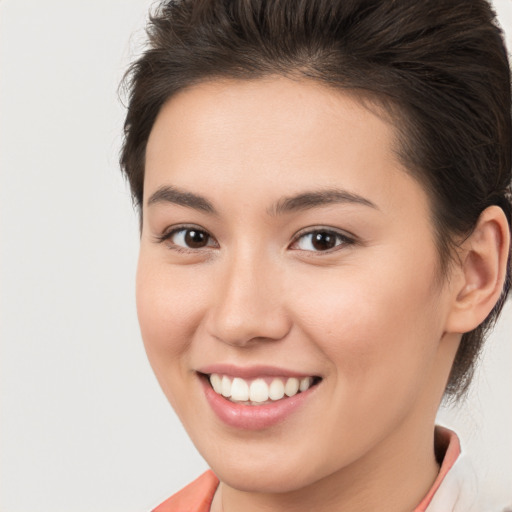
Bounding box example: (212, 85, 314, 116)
(152, 471, 219, 512)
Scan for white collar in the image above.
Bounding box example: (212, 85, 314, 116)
(425, 450, 480, 512)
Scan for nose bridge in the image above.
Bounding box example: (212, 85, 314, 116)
(207, 243, 290, 346)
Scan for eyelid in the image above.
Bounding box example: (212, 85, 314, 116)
(154, 224, 219, 251)
(154, 224, 356, 254)
(289, 226, 356, 253)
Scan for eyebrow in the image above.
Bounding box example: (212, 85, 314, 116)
(147, 185, 217, 214)
(267, 189, 378, 216)
(146, 185, 378, 216)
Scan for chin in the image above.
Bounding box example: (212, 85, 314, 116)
(214, 461, 318, 494)
(196, 436, 336, 494)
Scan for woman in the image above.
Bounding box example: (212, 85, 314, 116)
(120, 0, 512, 510)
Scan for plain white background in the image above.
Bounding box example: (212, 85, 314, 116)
(0, 1, 511, 510)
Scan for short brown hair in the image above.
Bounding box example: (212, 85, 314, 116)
(120, 0, 512, 399)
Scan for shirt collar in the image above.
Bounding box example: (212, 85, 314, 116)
(414, 426, 483, 512)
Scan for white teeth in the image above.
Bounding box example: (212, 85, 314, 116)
(210, 373, 222, 394)
(268, 378, 285, 400)
(249, 378, 269, 403)
(284, 377, 300, 397)
(299, 376, 313, 392)
(221, 375, 232, 397)
(231, 377, 249, 401)
(209, 373, 317, 404)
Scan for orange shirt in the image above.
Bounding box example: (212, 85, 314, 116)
(152, 471, 217, 512)
(152, 427, 463, 512)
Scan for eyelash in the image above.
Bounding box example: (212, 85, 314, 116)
(290, 228, 355, 253)
(155, 225, 356, 255)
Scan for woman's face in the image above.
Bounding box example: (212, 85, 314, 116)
(138, 77, 459, 493)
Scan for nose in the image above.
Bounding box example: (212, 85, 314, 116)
(205, 250, 292, 347)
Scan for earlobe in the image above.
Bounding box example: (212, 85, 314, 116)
(445, 206, 510, 334)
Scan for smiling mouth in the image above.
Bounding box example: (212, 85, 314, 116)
(204, 373, 322, 405)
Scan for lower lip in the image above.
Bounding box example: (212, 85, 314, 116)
(200, 376, 318, 430)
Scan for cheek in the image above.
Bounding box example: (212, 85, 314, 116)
(135, 255, 207, 374)
(287, 260, 444, 461)
(292, 250, 443, 399)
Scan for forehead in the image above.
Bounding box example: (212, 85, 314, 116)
(147, 77, 395, 157)
(144, 76, 427, 221)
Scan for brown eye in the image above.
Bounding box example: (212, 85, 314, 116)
(292, 229, 353, 252)
(184, 229, 209, 248)
(164, 227, 215, 250)
(310, 232, 337, 250)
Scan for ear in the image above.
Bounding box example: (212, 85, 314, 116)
(445, 206, 510, 334)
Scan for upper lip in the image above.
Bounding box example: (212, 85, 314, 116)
(197, 364, 319, 380)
